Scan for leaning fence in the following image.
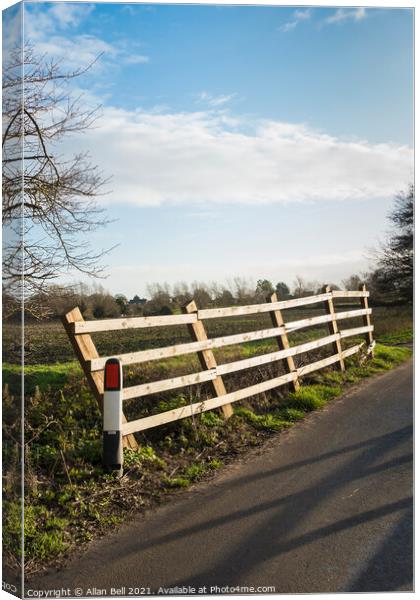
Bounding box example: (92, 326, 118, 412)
(62, 284, 375, 451)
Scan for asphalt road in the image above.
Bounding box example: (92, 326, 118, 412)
(30, 360, 413, 596)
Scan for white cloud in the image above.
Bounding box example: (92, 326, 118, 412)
(279, 21, 298, 33)
(24, 4, 150, 71)
(294, 9, 311, 21)
(48, 3, 95, 29)
(2, 4, 22, 53)
(279, 8, 311, 33)
(61, 106, 413, 208)
(325, 8, 367, 25)
(33, 34, 118, 70)
(197, 91, 236, 107)
(124, 54, 150, 65)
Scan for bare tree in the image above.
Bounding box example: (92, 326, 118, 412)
(372, 184, 414, 303)
(145, 282, 173, 315)
(293, 275, 321, 298)
(2, 44, 113, 317)
(229, 276, 255, 305)
(173, 281, 192, 306)
(292, 275, 306, 298)
(191, 281, 213, 308)
(341, 274, 363, 291)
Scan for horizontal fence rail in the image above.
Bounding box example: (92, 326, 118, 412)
(88, 308, 372, 372)
(121, 326, 374, 401)
(63, 285, 375, 444)
(122, 344, 365, 436)
(72, 313, 198, 334)
(70, 290, 371, 334)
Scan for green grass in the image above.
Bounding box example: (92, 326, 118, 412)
(3, 288, 413, 577)
(124, 446, 166, 469)
(2, 337, 412, 573)
(164, 459, 223, 488)
(165, 476, 190, 488)
(4, 502, 69, 562)
(235, 407, 293, 431)
(286, 384, 341, 411)
(299, 344, 411, 396)
(3, 361, 81, 395)
(234, 344, 411, 433)
(3, 304, 412, 365)
(376, 328, 413, 345)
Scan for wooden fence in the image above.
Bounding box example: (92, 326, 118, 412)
(62, 285, 375, 451)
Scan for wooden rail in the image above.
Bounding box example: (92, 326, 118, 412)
(88, 308, 372, 371)
(70, 290, 371, 334)
(62, 308, 139, 450)
(63, 288, 375, 441)
(122, 344, 365, 436)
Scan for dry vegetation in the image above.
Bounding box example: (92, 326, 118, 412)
(3, 304, 413, 365)
(2, 301, 412, 576)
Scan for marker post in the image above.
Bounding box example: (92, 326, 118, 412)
(103, 358, 123, 477)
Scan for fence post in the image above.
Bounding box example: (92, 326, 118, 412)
(359, 283, 375, 356)
(322, 285, 345, 371)
(103, 358, 123, 477)
(268, 293, 300, 392)
(62, 307, 139, 450)
(183, 300, 233, 419)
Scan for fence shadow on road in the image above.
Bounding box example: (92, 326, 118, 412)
(72, 423, 412, 594)
(30, 412, 413, 595)
(345, 506, 413, 592)
(161, 423, 412, 592)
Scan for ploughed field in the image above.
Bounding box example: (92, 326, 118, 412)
(3, 304, 413, 367)
(3, 303, 412, 428)
(2, 302, 412, 574)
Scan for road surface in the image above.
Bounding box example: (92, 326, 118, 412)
(30, 360, 413, 595)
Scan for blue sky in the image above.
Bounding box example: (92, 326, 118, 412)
(5, 1, 414, 297)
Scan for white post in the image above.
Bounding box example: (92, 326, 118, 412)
(103, 358, 123, 477)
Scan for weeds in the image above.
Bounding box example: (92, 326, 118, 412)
(124, 446, 166, 469)
(286, 384, 341, 411)
(377, 329, 413, 345)
(235, 408, 292, 431)
(2, 340, 412, 574)
(3, 305, 412, 365)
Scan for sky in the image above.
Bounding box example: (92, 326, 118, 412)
(4, 1, 414, 297)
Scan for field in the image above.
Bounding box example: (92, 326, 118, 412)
(3, 304, 413, 366)
(2, 303, 413, 575)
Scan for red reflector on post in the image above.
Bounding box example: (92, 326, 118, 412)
(104, 360, 121, 390)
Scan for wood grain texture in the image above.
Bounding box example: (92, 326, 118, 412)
(359, 283, 375, 352)
(332, 290, 369, 298)
(184, 300, 233, 419)
(123, 369, 217, 400)
(89, 326, 287, 371)
(122, 333, 341, 400)
(73, 313, 197, 334)
(340, 325, 374, 339)
(121, 343, 364, 435)
(89, 308, 372, 371)
(197, 292, 332, 320)
(268, 292, 300, 392)
(322, 285, 345, 372)
(122, 371, 298, 435)
(62, 308, 138, 450)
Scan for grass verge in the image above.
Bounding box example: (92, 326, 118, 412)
(3, 343, 412, 575)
